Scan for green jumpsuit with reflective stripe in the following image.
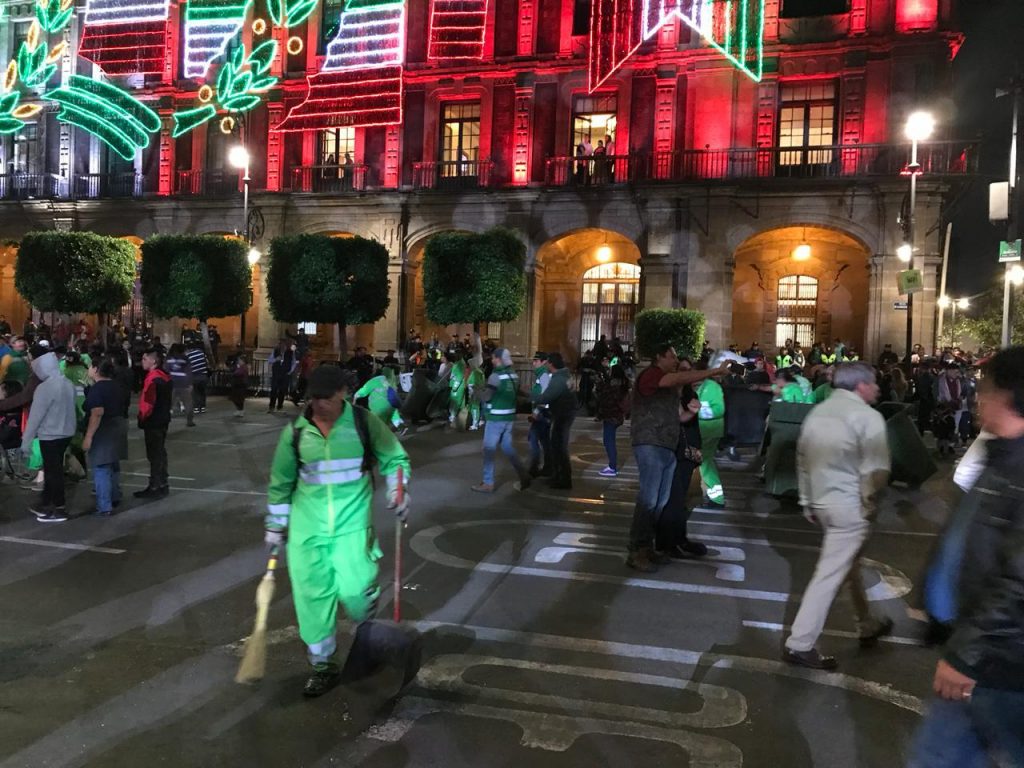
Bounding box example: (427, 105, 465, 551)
(697, 378, 726, 503)
(467, 366, 485, 427)
(448, 359, 467, 423)
(266, 404, 410, 666)
(354, 370, 402, 429)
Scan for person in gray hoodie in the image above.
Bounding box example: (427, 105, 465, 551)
(21, 345, 77, 522)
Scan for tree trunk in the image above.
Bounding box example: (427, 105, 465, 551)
(337, 322, 348, 362)
(470, 320, 484, 368)
(100, 312, 109, 352)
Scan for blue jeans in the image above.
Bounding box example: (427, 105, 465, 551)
(93, 461, 122, 513)
(629, 444, 677, 551)
(527, 411, 551, 470)
(602, 421, 619, 470)
(908, 688, 1024, 768)
(482, 420, 524, 486)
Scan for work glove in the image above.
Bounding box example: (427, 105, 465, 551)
(264, 528, 286, 551)
(387, 487, 410, 522)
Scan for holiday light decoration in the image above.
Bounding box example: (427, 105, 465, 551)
(44, 75, 161, 159)
(251, 17, 266, 33)
(276, 0, 405, 131)
(267, 0, 318, 28)
(172, 40, 279, 136)
(589, 0, 765, 91)
(79, 0, 171, 75)
(286, 35, 303, 54)
(183, 0, 253, 80)
(428, 0, 488, 60)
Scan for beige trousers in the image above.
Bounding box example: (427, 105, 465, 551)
(785, 504, 879, 652)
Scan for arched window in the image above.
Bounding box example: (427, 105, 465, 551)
(581, 262, 640, 353)
(776, 275, 818, 347)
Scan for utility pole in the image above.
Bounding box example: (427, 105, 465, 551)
(1003, 77, 1024, 348)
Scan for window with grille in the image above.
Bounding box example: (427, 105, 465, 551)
(778, 82, 837, 167)
(319, 127, 355, 166)
(440, 102, 481, 177)
(572, 0, 591, 35)
(580, 262, 640, 353)
(776, 275, 818, 348)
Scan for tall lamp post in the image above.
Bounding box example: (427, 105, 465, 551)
(1007, 265, 1024, 345)
(936, 295, 969, 347)
(228, 144, 258, 349)
(900, 110, 936, 364)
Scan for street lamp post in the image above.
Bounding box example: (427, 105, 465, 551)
(902, 111, 936, 364)
(938, 296, 970, 347)
(228, 143, 253, 349)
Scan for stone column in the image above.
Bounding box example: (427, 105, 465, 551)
(376, 260, 406, 353)
(512, 79, 534, 185)
(517, 0, 535, 56)
(158, 112, 176, 196)
(265, 104, 285, 191)
(502, 268, 535, 359)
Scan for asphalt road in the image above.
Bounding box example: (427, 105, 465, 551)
(0, 398, 958, 767)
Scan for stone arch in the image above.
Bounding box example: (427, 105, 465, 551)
(731, 225, 871, 356)
(530, 227, 642, 361)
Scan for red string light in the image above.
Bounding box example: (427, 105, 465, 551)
(428, 0, 488, 61)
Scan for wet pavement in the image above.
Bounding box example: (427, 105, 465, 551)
(0, 399, 959, 767)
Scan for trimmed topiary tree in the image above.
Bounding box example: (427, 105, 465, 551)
(140, 235, 251, 355)
(266, 234, 390, 359)
(422, 227, 527, 363)
(634, 308, 706, 360)
(15, 231, 137, 348)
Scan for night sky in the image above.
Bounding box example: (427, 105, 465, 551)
(948, 0, 1024, 295)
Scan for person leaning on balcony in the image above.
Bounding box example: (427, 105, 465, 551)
(783, 362, 894, 670)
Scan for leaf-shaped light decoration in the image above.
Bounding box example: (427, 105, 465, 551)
(284, 0, 317, 26)
(267, 0, 283, 27)
(247, 39, 277, 75)
(13, 103, 42, 119)
(45, 41, 67, 64)
(0, 91, 18, 113)
(26, 20, 41, 51)
(3, 60, 16, 91)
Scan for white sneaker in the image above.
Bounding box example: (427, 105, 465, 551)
(598, 466, 618, 478)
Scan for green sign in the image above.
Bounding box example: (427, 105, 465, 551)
(898, 269, 924, 296)
(999, 239, 1022, 263)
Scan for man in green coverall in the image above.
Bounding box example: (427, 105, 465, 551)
(446, 353, 468, 427)
(697, 372, 726, 507)
(354, 367, 406, 433)
(466, 365, 485, 430)
(265, 366, 411, 697)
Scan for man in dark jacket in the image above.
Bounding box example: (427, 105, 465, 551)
(533, 353, 576, 490)
(135, 349, 172, 499)
(908, 346, 1024, 767)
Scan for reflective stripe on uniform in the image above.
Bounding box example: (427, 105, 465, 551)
(302, 457, 363, 474)
(487, 408, 516, 415)
(300, 468, 365, 485)
(267, 503, 291, 517)
(497, 373, 517, 381)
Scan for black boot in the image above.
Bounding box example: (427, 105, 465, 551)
(303, 661, 342, 698)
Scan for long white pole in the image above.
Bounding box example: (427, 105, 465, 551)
(936, 222, 952, 349)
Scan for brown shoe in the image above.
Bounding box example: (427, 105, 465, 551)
(470, 483, 495, 494)
(782, 647, 838, 670)
(626, 549, 658, 573)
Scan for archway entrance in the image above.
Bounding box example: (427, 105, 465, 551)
(533, 229, 641, 361)
(732, 226, 870, 356)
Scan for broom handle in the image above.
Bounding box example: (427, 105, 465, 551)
(393, 467, 404, 622)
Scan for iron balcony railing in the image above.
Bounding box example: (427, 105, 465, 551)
(545, 141, 977, 186)
(72, 172, 144, 199)
(290, 164, 368, 193)
(0, 173, 62, 200)
(175, 169, 240, 196)
(413, 159, 494, 190)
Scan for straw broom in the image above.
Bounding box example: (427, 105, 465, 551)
(235, 548, 279, 684)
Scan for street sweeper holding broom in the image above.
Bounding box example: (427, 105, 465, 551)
(262, 365, 411, 698)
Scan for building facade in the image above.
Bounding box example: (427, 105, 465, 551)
(0, 0, 971, 361)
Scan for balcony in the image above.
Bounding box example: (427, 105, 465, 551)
(290, 164, 368, 193)
(545, 141, 977, 187)
(72, 173, 144, 199)
(413, 160, 494, 191)
(0, 173, 62, 200)
(176, 169, 241, 196)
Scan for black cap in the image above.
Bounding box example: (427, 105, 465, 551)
(547, 352, 566, 369)
(532, 351, 548, 361)
(307, 365, 353, 399)
(29, 342, 51, 359)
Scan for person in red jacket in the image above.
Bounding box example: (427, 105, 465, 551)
(135, 349, 172, 500)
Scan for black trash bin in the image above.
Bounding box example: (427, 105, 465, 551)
(763, 402, 814, 498)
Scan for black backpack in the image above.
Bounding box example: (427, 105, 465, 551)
(291, 403, 377, 487)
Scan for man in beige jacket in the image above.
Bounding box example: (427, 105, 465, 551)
(784, 362, 893, 669)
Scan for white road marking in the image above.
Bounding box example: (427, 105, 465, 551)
(410, 519, 913, 602)
(125, 472, 196, 481)
(535, 545, 746, 582)
(0, 536, 126, 554)
(742, 620, 924, 647)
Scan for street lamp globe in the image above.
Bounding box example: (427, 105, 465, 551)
(1010, 264, 1024, 287)
(228, 145, 250, 170)
(956, 298, 970, 310)
(247, 247, 261, 266)
(905, 111, 936, 143)
(937, 295, 950, 309)
(896, 243, 913, 262)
